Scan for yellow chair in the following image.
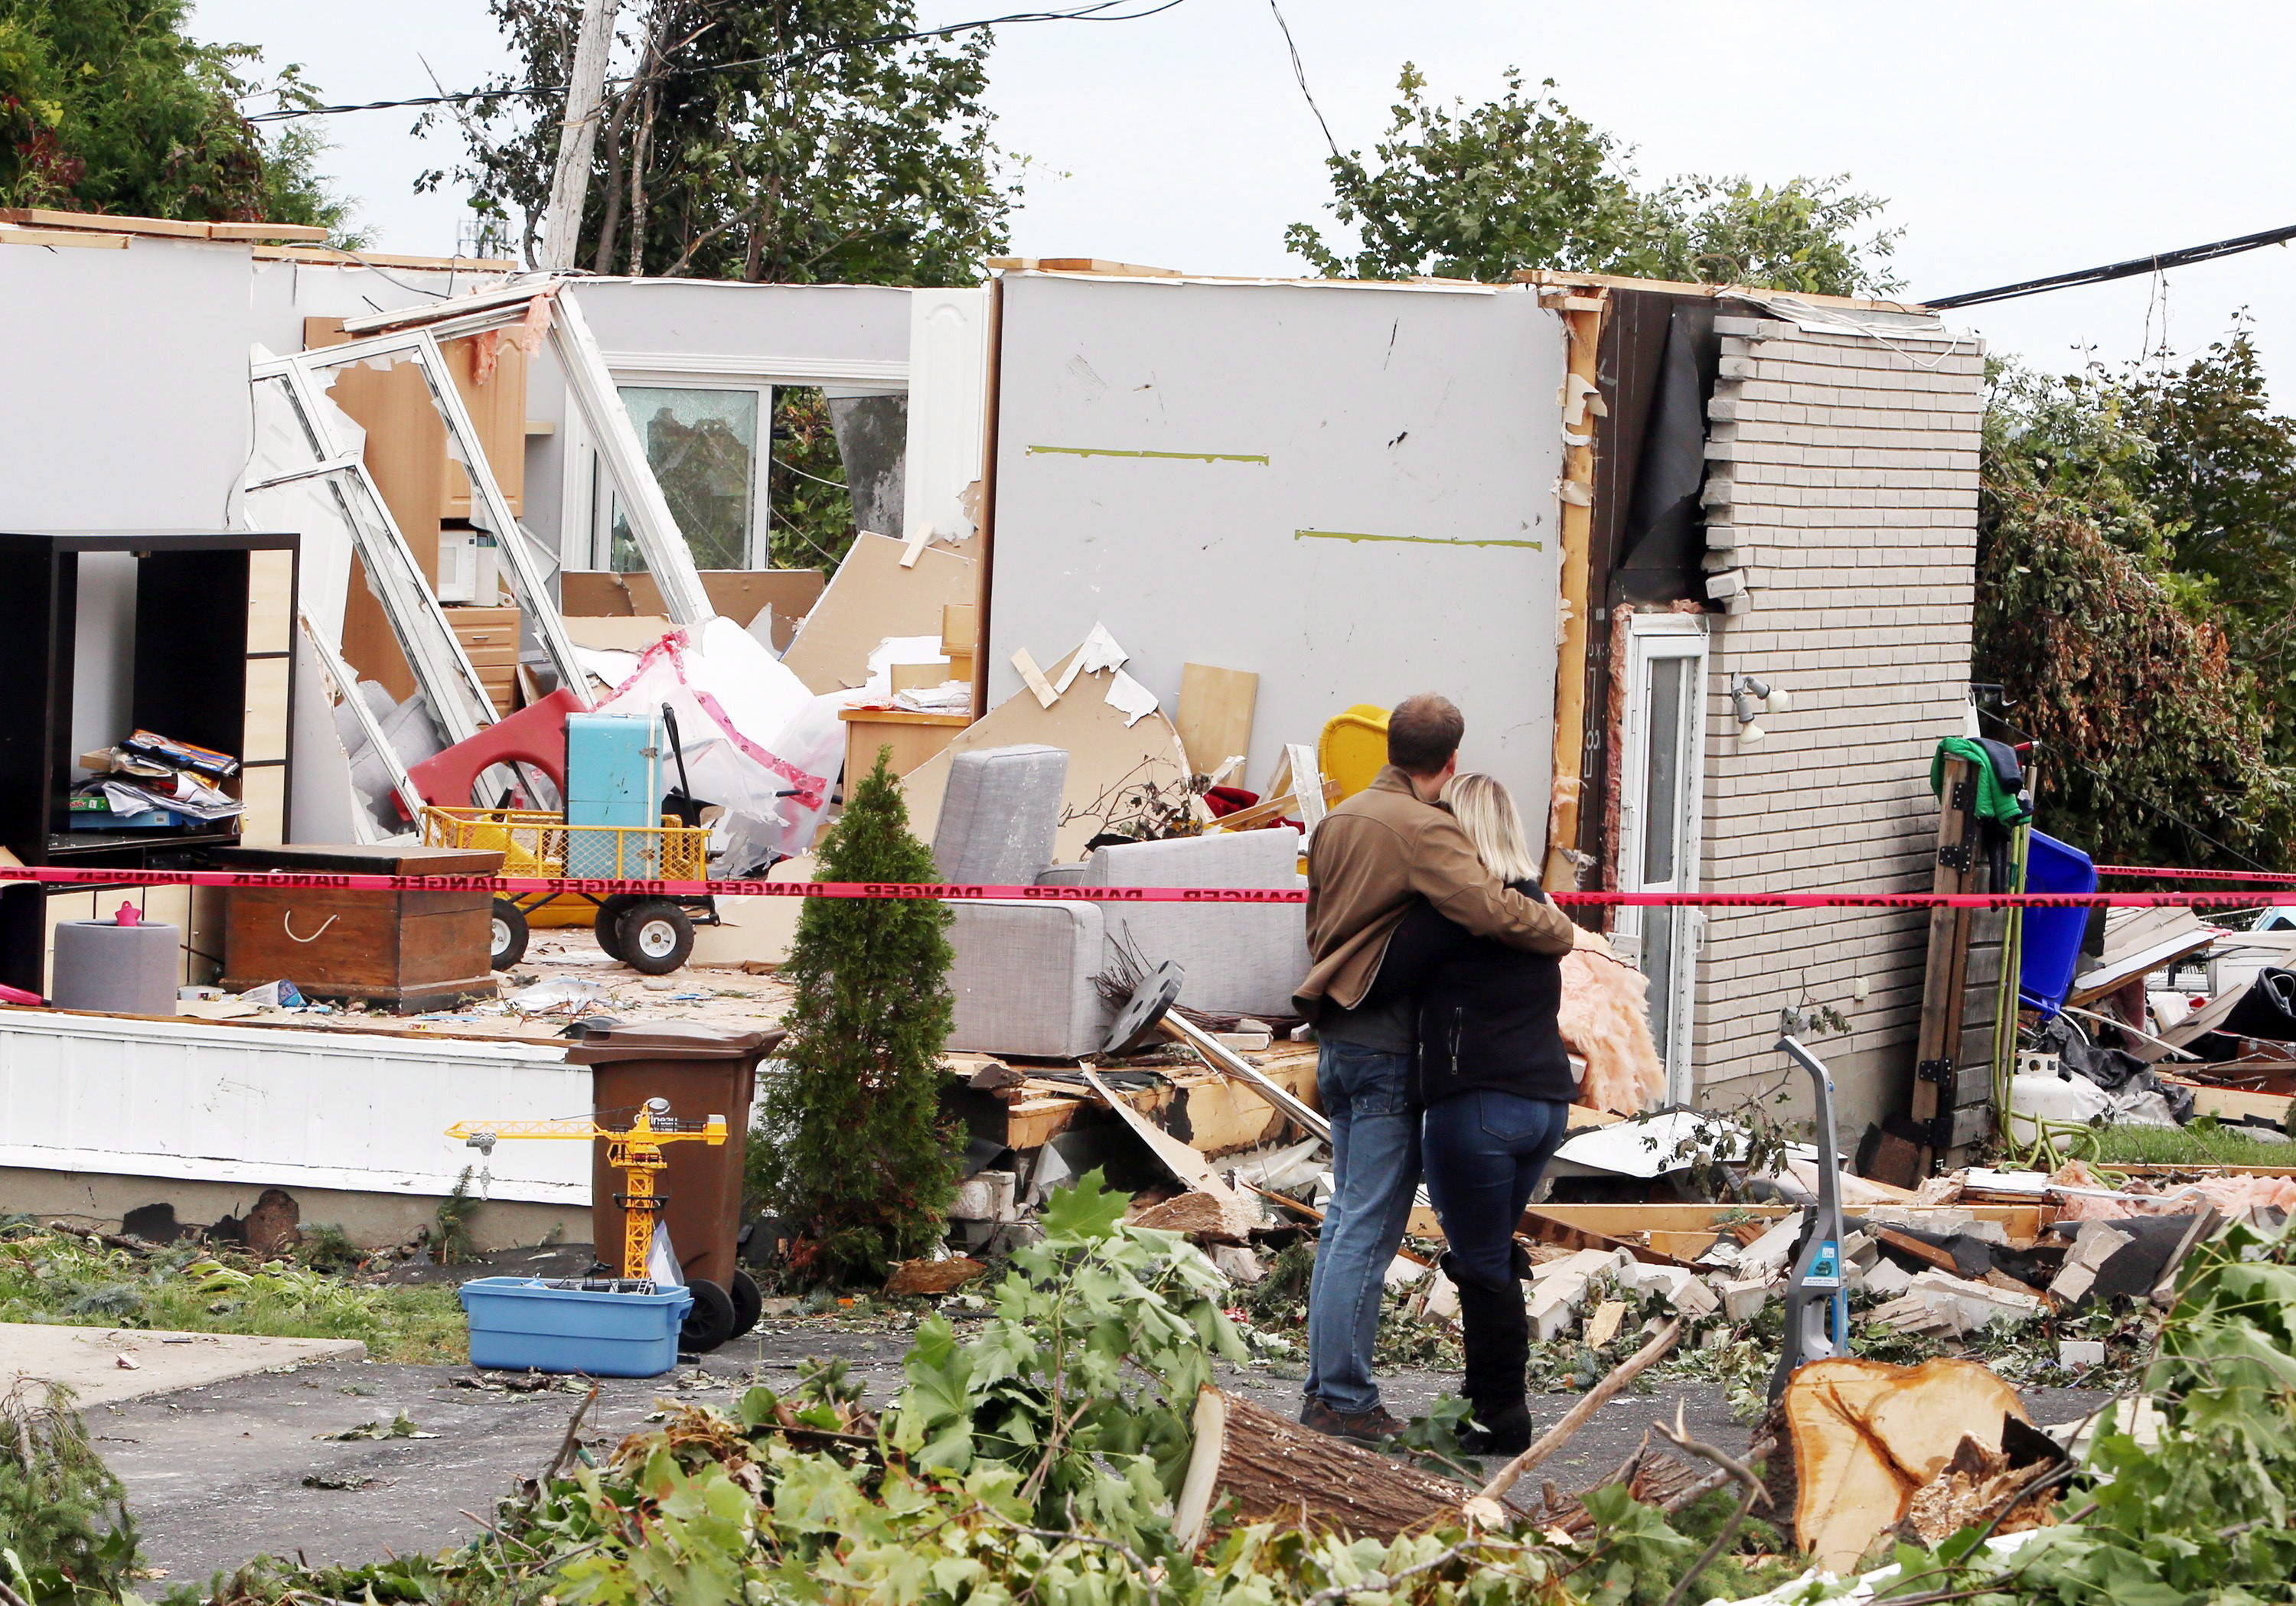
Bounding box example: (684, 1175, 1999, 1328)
(1318, 704, 1391, 803)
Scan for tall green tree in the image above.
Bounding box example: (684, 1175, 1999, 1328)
(442, 0, 1013, 284)
(0, 0, 354, 235)
(1975, 359, 2296, 869)
(752, 750, 958, 1287)
(1285, 64, 1899, 295)
(2122, 328, 2296, 761)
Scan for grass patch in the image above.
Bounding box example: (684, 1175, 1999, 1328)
(0, 1225, 467, 1364)
(2086, 1116, 2294, 1169)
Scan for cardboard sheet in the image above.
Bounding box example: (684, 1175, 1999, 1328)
(778, 533, 977, 695)
(900, 638, 1192, 864)
(559, 570, 826, 653)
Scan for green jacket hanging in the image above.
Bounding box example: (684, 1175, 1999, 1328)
(1930, 735, 2030, 826)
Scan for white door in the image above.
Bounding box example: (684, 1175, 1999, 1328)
(1615, 615, 1710, 1104)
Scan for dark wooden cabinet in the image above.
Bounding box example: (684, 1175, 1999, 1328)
(0, 530, 298, 994)
(207, 844, 502, 1012)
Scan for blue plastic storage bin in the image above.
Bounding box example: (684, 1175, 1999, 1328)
(2018, 830, 2096, 1018)
(458, 1276, 692, 1376)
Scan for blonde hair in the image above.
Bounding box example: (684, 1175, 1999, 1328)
(1444, 772, 1540, 885)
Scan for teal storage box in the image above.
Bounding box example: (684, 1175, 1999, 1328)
(566, 712, 662, 877)
(566, 713, 660, 827)
(458, 1276, 692, 1376)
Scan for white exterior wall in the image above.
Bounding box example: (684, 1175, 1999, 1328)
(1691, 314, 1985, 1133)
(0, 1011, 590, 1205)
(987, 273, 1569, 812)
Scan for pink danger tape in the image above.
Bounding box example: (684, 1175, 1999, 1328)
(1, 864, 2295, 911)
(2094, 863, 2296, 886)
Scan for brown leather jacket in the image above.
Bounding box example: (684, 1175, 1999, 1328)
(1296, 766, 1577, 1011)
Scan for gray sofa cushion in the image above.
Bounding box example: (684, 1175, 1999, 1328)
(1086, 829, 1310, 1019)
(946, 900, 1108, 1057)
(932, 744, 1067, 885)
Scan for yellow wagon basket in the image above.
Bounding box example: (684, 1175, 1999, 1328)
(420, 806, 715, 975)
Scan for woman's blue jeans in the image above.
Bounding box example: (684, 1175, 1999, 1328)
(1422, 1090, 1570, 1288)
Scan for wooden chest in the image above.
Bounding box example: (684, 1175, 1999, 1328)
(211, 845, 504, 1012)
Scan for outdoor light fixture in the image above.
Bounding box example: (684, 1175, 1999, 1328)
(1730, 675, 1790, 744)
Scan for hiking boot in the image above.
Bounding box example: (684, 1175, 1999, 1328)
(1299, 1395, 1407, 1443)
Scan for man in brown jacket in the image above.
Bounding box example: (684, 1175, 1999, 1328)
(1293, 694, 1577, 1439)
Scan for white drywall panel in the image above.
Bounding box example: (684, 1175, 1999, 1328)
(572, 278, 912, 388)
(987, 275, 1568, 823)
(0, 239, 253, 529)
(0, 1011, 590, 1205)
(247, 256, 492, 356)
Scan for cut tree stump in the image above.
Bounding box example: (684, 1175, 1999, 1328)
(883, 1256, 986, 1297)
(1173, 1387, 1473, 1548)
(1130, 1191, 1247, 1241)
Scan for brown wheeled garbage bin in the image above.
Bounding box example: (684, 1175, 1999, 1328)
(564, 1021, 784, 1352)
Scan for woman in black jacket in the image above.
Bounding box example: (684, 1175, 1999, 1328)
(1370, 771, 1574, 1454)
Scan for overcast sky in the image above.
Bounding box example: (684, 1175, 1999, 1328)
(192, 0, 2296, 389)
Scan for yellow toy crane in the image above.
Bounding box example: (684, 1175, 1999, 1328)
(445, 1097, 727, 1283)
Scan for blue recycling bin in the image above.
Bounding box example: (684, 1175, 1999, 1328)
(458, 1277, 692, 1376)
(2018, 830, 2095, 1018)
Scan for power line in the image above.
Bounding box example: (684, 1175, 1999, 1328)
(1264, 0, 1338, 162)
(246, 0, 1190, 122)
(1925, 221, 2296, 310)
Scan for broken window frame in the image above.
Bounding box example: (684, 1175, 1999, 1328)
(253, 332, 595, 715)
(240, 365, 501, 746)
(584, 376, 773, 572)
(1615, 612, 1711, 1104)
(327, 283, 716, 628)
(300, 614, 424, 834)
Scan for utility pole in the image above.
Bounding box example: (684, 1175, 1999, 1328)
(537, 0, 619, 271)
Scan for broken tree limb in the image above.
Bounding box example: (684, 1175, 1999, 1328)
(1173, 1386, 1474, 1549)
(1652, 1400, 1772, 1606)
(1242, 1178, 1324, 1223)
(1476, 1318, 1684, 1504)
(538, 1382, 602, 1490)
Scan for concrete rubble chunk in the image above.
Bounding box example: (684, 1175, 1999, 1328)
(1615, 1259, 1720, 1319)
(1737, 1212, 1806, 1275)
(1383, 1255, 1429, 1289)
(1872, 1269, 2043, 1337)
(2049, 1220, 2135, 1305)
(1860, 1258, 1916, 1299)
(1210, 1244, 1264, 1286)
(1524, 1247, 1628, 1341)
(1715, 1275, 1778, 1322)
(1418, 1273, 1461, 1324)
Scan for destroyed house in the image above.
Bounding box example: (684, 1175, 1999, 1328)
(974, 265, 1983, 1135)
(0, 218, 1978, 1236)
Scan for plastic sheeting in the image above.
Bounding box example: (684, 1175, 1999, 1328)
(593, 618, 846, 871)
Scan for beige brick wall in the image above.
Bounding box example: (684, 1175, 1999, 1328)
(1687, 314, 1982, 1135)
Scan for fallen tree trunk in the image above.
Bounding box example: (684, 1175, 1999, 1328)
(1173, 1387, 1475, 1548)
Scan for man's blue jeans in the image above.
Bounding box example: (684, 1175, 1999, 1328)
(1305, 1039, 1422, 1415)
